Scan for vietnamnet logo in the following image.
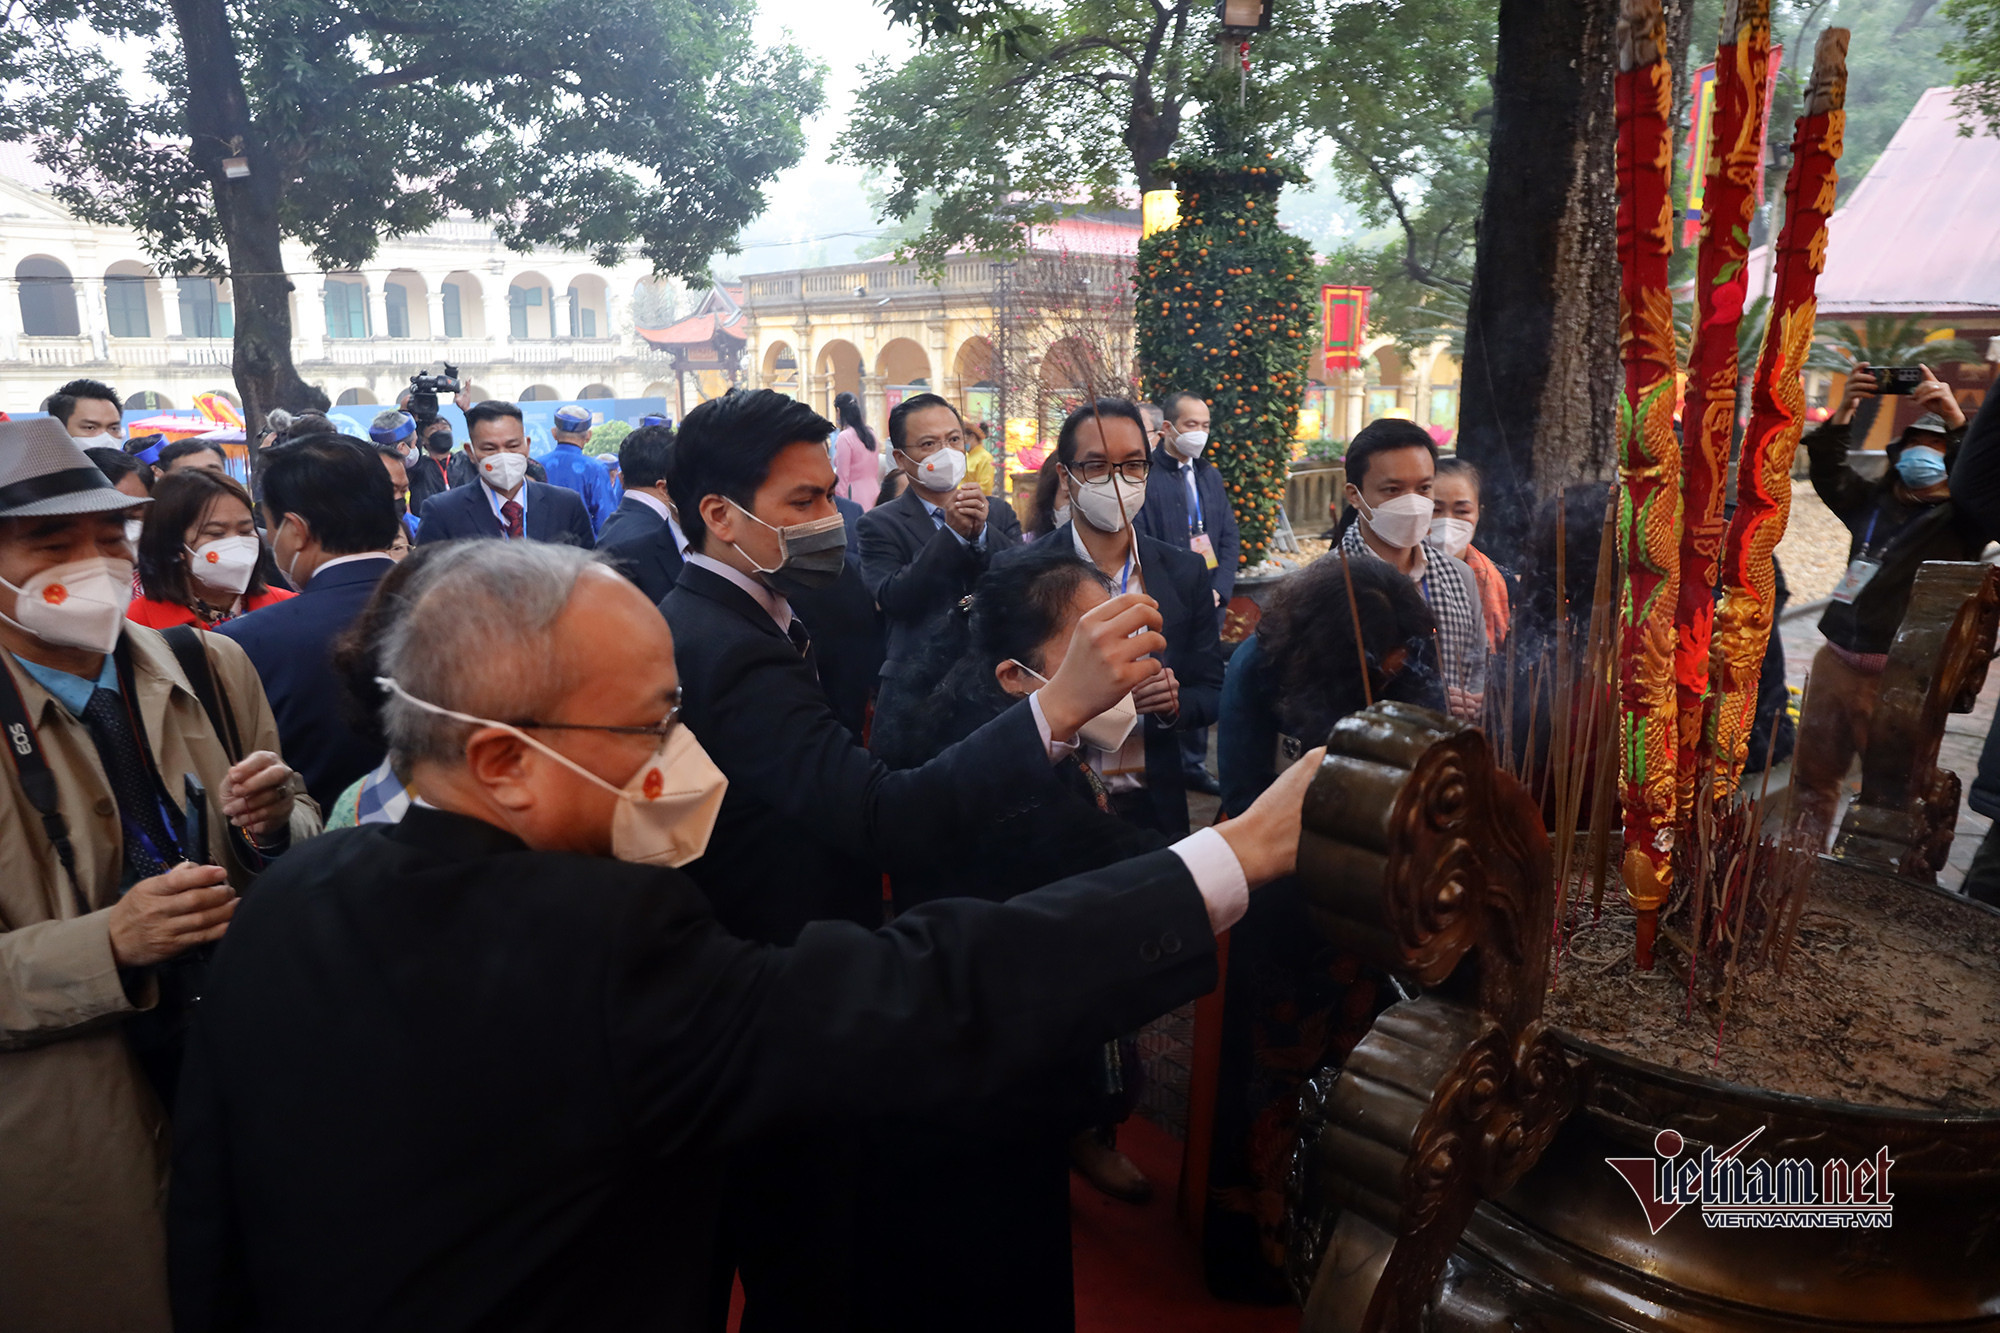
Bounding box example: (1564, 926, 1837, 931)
(1608, 1127, 1895, 1232)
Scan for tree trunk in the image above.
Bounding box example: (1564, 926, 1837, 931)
(167, 0, 327, 456)
(1456, 0, 1622, 567)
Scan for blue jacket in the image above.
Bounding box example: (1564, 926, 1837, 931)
(416, 479, 596, 549)
(539, 442, 621, 536)
(216, 555, 397, 812)
(1133, 443, 1240, 611)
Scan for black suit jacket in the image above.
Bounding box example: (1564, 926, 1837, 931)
(662, 561, 1068, 944)
(857, 485, 1019, 682)
(167, 807, 1214, 1333)
(214, 556, 395, 812)
(1134, 444, 1240, 609)
(595, 493, 667, 550)
(1020, 524, 1226, 835)
(603, 524, 685, 607)
(415, 479, 596, 549)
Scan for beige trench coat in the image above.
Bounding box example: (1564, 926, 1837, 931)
(0, 624, 321, 1332)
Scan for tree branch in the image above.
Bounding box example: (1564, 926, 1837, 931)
(1331, 126, 1472, 294)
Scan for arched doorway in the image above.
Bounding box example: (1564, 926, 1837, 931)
(128, 390, 174, 410)
(578, 383, 614, 399)
(519, 384, 560, 402)
(814, 340, 863, 417)
(508, 273, 556, 341)
(441, 271, 483, 339)
(103, 261, 159, 339)
(385, 270, 427, 340)
(17, 257, 80, 336)
(763, 341, 799, 393)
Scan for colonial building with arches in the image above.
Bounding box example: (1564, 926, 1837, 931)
(0, 145, 684, 415)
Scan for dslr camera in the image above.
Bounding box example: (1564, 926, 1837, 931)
(407, 363, 461, 421)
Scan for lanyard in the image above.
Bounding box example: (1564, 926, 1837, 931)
(1183, 464, 1204, 535)
(109, 646, 188, 872)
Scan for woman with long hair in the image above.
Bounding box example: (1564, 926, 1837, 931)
(829, 389, 881, 509)
(128, 469, 293, 629)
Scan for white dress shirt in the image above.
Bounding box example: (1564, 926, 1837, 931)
(484, 478, 527, 535)
(625, 488, 688, 554)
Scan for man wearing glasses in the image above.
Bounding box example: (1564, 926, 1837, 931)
(1023, 398, 1226, 840)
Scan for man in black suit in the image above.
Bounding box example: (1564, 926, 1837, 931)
(416, 402, 594, 548)
(1134, 391, 1239, 794)
(596, 423, 678, 550)
(857, 393, 1021, 761)
(406, 415, 550, 516)
(217, 433, 400, 812)
(599, 424, 684, 600)
(1023, 397, 1227, 838)
(168, 538, 1312, 1333)
(662, 389, 1185, 1327)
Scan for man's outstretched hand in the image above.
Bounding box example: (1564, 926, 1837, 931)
(1216, 747, 1327, 888)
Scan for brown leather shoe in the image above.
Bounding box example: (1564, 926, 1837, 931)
(1070, 1129, 1153, 1204)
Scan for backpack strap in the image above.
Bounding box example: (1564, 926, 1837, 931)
(0, 661, 88, 915)
(160, 625, 243, 764)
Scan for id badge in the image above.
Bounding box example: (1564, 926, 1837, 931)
(1830, 558, 1880, 605)
(1189, 531, 1219, 569)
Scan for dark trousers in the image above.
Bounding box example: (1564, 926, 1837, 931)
(709, 1128, 862, 1332)
(860, 1122, 1075, 1332)
(1180, 728, 1211, 776)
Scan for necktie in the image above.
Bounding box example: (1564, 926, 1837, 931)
(501, 499, 523, 540)
(80, 687, 179, 881)
(786, 618, 819, 682)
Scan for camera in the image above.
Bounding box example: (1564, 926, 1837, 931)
(1874, 366, 1926, 396)
(407, 363, 461, 421)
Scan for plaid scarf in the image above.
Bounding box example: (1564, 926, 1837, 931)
(1339, 523, 1485, 702)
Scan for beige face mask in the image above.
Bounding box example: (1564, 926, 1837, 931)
(1006, 660, 1140, 752)
(378, 679, 728, 867)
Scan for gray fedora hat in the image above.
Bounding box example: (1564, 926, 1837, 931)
(0, 417, 147, 519)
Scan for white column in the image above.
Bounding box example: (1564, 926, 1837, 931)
(159, 277, 185, 338)
(294, 276, 329, 360)
(483, 285, 510, 355)
(425, 287, 447, 346)
(0, 279, 20, 359)
(603, 287, 623, 345)
(1344, 368, 1365, 440)
(365, 273, 389, 341)
(554, 289, 575, 340)
(80, 278, 109, 359)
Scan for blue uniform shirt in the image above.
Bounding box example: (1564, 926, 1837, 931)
(538, 442, 621, 537)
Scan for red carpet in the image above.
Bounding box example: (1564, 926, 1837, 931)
(1071, 1116, 1299, 1333)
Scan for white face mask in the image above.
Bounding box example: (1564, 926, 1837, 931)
(907, 445, 967, 494)
(480, 451, 529, 494)
(1008, 661, 1141, 753)
(0, 556, 134, 655)
(1356, 492, 1433, 550)
(1173, 428, 1209, 459)
(1429, 515, 1475, 559)
(187, 534, 262, 596)
(1051, 503, 1071, 530)
(73, 432, 122, 450)
(124, 519, 144, 550)
(1067, 472, 1148, 533)
(378, 678, 729, 868)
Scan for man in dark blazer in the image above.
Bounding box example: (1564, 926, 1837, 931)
(662, 389, 1181, 1328)
(857, 393, 1021, 760)
(407, 419, 545, 515)
(1134, 392, 1239, 614)
(596, 424, 677, 550)
(217, 435, 401, 813)
(1022, 398, 1227, 837)
(170, 539, 1313, 1333)
(416, 402, 594, 549)
(1134, 392, 1238, 793)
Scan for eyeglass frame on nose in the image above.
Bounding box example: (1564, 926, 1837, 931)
(1063, 458, 1152, 486)
(511, 692, 684, 741)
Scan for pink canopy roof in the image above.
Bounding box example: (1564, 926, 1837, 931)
(1730, 87, 2000, 316)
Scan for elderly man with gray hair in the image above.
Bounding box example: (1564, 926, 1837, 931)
(167, 540, 1318, 1330)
